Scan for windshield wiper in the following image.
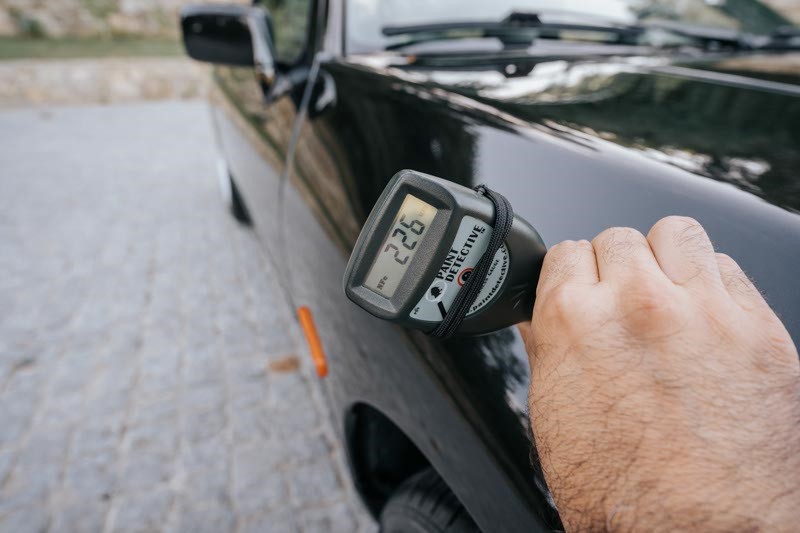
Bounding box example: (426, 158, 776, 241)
(761, 25, 800, 50)
(382, 11, 772, 54)
(381, 13, 542, 50)
(641, 19, 755, 51)
(382, 12, 649, 51)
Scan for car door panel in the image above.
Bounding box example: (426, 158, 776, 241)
(279, 61, 558, 531)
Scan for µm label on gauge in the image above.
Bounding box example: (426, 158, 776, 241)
(410, 216, 509, 323)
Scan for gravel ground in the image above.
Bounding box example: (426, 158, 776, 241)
(0, 101, 374, 532)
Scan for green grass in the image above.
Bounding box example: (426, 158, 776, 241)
(0, 37, 184, 60)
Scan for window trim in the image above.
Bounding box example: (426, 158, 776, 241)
(257, 0, 319, 69)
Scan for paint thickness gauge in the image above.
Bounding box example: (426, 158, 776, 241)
(343, 170, 547, 337)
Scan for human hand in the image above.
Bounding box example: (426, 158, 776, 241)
(519, 216, 800, 531)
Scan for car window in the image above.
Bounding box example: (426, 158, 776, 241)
(261, 0, 314, 65)
(347, 0, 794, 53)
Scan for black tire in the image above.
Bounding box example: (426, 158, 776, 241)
(216, 157, 251, 225)
(228, 175, 251, 225)
(379, 468, 481, 533)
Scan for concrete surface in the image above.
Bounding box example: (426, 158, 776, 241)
(0, 101, 375, 532)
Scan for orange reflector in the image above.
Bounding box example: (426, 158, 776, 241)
(297, 306, 328, 377)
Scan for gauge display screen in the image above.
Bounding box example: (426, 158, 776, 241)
(364, 194, 437, 298)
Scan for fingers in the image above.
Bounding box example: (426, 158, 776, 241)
(591, 227, 666, 283)
(647, 216, 722, 288)
(536, 240, 599, 300)
(715, 253, 768, 313)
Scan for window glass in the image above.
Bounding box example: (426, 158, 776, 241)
(262, 0, 314, 64)
(347, 0, 794, 53)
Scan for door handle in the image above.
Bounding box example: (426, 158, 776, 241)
(309, 70, 337, 119)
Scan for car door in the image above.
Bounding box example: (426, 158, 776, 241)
(275, 4, 558, 529)
(211, 0, 317, 245)
(194, 1, 554, 528)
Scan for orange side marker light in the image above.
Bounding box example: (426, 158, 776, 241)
(297, 306, 328, 378)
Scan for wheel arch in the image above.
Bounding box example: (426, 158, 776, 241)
(344, 402, 447, 517)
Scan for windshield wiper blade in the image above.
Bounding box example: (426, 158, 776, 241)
(761, 25, 800, 50)
(382, 12, 643, 37)
(642, 20, 755, 50)
(382, 12, 651, 52)
(383, 11, 774, 54)
(382, 14, 541, 50)
(382, 12, 539, 36)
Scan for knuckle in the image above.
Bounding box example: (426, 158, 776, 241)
(598, 227, 646, 247)
(620, 281, 683, 334)
(653, 215, 701, 233)
(671, 215, 701, 227)
(594, 226, 639, 245)
(717, 253, 750, 285)
(715, 252, 736, 267)
(749, 321, 799, 373)
(548, 240, 577, 256)
(543, 284, 580, 320)
(649, 216, 681, 240)
(593, 227, 646, 265)
(542, 241, 590, 283)
(615, 226, 645, 239)
(714, 255, 775, 315)
(677, 225, 710, 248)
(546, 239, 594, 262)
(766, 331, 800, 366)
(650, 216, 714, 261)
(538, 285, 604, 337)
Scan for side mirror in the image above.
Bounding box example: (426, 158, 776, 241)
(180, 4, 275, 85)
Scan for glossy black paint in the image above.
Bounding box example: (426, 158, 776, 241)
(190, 1, 800, 531)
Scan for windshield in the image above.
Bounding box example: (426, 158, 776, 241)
(347, 0, 797, 53)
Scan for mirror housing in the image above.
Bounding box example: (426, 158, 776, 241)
(180, 5, 275, 85)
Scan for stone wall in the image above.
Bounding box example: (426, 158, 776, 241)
(0, 58, 210, 107)
(0, 0, 244, 39)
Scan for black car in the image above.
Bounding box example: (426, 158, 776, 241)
(180, 1, 800, 531)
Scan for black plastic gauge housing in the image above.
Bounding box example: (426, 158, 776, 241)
(343, 170, 546, 336)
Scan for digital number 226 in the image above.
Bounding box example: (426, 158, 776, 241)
(384, 215, 426, 265)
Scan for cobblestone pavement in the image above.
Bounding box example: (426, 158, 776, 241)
(0, 101, 375, 532)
